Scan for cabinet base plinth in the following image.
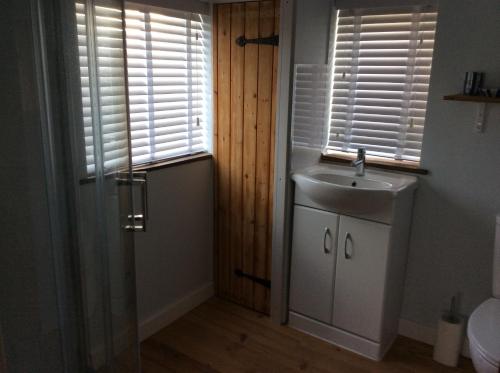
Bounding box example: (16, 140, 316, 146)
(288, 311, 396, 361)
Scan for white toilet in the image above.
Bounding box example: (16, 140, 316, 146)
(467, 215, 500, 372)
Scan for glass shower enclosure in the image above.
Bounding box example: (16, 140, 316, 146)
(0, 0, 143, 371)
(66, 0, 144, 371)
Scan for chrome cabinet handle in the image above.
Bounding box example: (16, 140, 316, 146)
(344, 232, 353, 259)
(323, 227, 331, 254)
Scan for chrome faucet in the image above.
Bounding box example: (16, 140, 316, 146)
(352, 148, 366, 176)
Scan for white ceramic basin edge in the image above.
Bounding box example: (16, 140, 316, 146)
(291, 164, 418, 222)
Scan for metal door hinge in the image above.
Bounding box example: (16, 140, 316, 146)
(234, 269, 271, 289)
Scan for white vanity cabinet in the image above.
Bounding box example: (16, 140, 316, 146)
(289, 205, 339, 324)
(333, 216, 391, 341)
(288, 168, 416, 361)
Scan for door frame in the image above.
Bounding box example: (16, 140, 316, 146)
(269, 0, 296, 324)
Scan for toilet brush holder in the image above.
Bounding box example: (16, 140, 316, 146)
(433, 297, 465, 367)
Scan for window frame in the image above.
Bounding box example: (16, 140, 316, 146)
(77, 1, 212, 176)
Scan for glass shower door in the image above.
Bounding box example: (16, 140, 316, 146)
(71, 0, 142, 371)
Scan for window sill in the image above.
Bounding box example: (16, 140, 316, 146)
(321, 151, 428, 175)
(79, 153, 213, 184)
(132, 152, 212, 172)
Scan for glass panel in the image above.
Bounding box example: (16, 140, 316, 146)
(72, 0, 140, 371)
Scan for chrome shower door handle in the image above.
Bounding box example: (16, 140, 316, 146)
(134, 171, 148, 226)
(344, 232, 353, 259)
(131, 171, 147, 232)
(124, 213, 144, 232)
(117, 171, 148, 232)
(124, 224, 143, 232)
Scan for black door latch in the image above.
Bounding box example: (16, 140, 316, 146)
(235, 35, 279, 47)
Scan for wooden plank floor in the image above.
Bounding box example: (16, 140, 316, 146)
(141, 298, 474, 373)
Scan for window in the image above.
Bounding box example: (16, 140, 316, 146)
(76, 3, 211, 173)
(76, 3, 130, 174)
(125, 6, 210, 165)
(326, 6, 437, 164)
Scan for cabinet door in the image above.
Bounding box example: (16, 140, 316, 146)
(333, 216, 391, 341)
(289, 205, 339, 324)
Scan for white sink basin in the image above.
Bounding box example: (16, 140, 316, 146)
(312, 173, 393, 189)
(292, 164, 418, 223)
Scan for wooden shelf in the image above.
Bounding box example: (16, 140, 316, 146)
(443, 94, 499, 132)
(443, 94, 500, 103)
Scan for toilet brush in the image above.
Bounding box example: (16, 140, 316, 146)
(433, 296, 465, 367)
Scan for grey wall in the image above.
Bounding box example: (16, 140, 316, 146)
(294, 0, 331, 65)
(401, 0, 500, 326)
(127, 0, 215, 326)
(134, 159, 214, 327)
(290, 0, 500, 329)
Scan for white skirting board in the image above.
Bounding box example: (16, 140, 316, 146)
(398, 318, 470, 358)
(139, 282, 214, 341)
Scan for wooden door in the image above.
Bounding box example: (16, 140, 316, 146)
(333, 216, 391, 341)
(289, 206, 339, 324)
(213, 1, 279, 314)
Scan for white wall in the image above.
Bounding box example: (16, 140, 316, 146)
(290, 0, 500, 332)
(134, 158, 214, 339)
(291, 0, 332, 171)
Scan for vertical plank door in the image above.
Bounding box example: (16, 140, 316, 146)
(214, 1, 280, 314)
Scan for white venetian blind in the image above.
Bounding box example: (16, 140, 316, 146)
(125, 5, 209, 165)
(327, 6, 437, 162)
(76, 3, 210, 173)
(76, 2, 130, 174)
